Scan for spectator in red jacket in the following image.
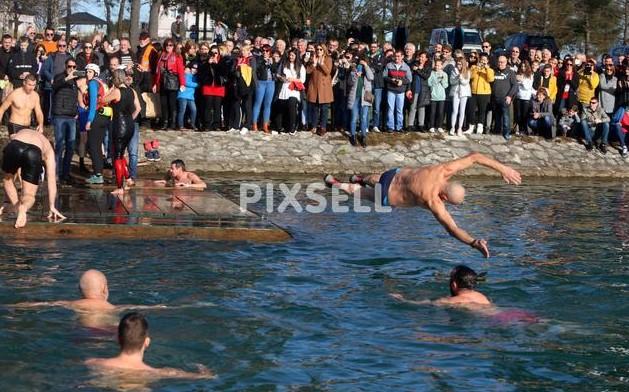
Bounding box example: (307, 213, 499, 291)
(152, 38, 185, 130)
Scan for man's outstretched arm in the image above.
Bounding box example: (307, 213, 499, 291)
(443, 152, 521, 185)
(429, 200, 490, 258)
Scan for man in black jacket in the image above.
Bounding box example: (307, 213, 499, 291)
(0, 34, 14, 101)
(8, 37, 38, 88)
(52, 58, 80, 184)
(492, 55, 518, 140)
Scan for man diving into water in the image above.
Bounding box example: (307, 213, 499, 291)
(325, 152, 522, 257)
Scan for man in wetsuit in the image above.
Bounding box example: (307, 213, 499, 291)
(1, 128, 65, 228)
(0, 73, 44, 134)
(324, 152, 521, 257)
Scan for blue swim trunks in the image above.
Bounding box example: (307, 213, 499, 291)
(378, 168, 400, 207)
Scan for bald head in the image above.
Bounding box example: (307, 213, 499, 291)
(79, 269, 109, 300)
(444, 182, 466, 205)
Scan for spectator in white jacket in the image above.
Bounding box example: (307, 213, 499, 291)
(449, 56, 471, 136)
(515, 62, 535, 135)
(276, 49, 306, 134)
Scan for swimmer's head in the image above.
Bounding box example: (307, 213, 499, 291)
(440, 182, 465, 205)
(449, 265, 479, 296)
(118, 312, 150, 354)
(23, 73, 37, 94)
(79, 269, 109, 300)
(169, 159, 186, 179)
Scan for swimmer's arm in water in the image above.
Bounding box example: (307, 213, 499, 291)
(156, 364, 215, 379)
(428, 199, 490, 258)
(442, 152, 522, 185)
(116, 304, 169, 311)
(390, 293, 432, 305)
(175, 173, 207, 189)
(8, 300, 72, 308)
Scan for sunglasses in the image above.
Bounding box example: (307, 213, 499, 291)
(482, 45, 490, 48)
(84, 45, 93, 49)
(58, 45, 66, 48)
(316, 48, 324, 51)
(166, 44, 174, 47)
(67, 65, 76, 68)
(590, 101, 598, 104)
(46, 33, 54, 37)
(605, 64, 614, 67)
(511, 50, 520, 53)
(566, 63, 573, 66)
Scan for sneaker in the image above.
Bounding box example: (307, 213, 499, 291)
(476, 124, 484, 134)
(621, 146, 628, 158)
(585, 143, 594, 151)
(349, 175, 364, 184)
(145, 151, 154, 161)
(437, 128, 445, 133)
(359, 135, 367, 148)
(240, 127, 249, 135)
(323, 174, 339, 188)
(372, 126, 381, 133)
(463, 125, 474, 134)
(599, 143, 608, 155)
(86, 174, 104, 184)
(449, 128, 455, 136)
(289, 130, 297, 135)
(152, 150, 161, 162)
(504, 134, 511, 141)
(429, 128, 436, 133)
(457, 129, 463, 137)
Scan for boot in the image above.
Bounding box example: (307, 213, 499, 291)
(263, 122, 270, 134)
(113, 158, 127, 189)
(252, 123, 258, 132)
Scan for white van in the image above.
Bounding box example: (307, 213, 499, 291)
(428, 27, 483, 54)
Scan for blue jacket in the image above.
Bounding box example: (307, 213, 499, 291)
(177, 72, 198, 100)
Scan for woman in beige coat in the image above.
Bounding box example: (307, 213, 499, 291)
(306, 44, 334, 135)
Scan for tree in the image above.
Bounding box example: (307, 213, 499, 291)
(148, 0, 162, 39)
(116, 0, 127, 38)
(129, 0, 141, 48)
(65, 0, 71, 37)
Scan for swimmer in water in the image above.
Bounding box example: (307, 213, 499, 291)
(153, 159, 207, 189)
(391, 265, 491, 310)
(325, 152, 522, 257)
(10, 269, 166, 329)
(85, 312, 215, 379)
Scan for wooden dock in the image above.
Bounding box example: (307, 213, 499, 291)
(0, 181, 291, 242)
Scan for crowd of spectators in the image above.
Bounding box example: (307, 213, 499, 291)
(0, 22, 628, 186)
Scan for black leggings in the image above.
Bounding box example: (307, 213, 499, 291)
(113, 114, 134, 159)
(204, 95, 222, 129)
(515, 98, 531, 134)
(471, 94, 491, 126)
(87, 113, 110, 175)
(159, 89, 178, 127)
(275, 98, 298, 132)
(430, 101, 445, 129)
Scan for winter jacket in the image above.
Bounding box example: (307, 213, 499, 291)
(516, 75, 535, 101)
(577, 70, 599, 105)
(427, 70, 448, 101)
(75, 52, 103, 70)
(8, 49, 38, 87)
(277, 62, 306, 101)
(529, 98, 555, 120)
(616, 79, 629, 108)
(153, 51, 185, 92)
(41, 52, 72, 89)
(177, 72, 198, 100)
(598, 72, 617, 113)
(369, 53, 385, 90)
(0, 48, 15, 80)
(199, 57, 228, 97)
(346, 64, 374, 108)
(449, 68, 471, 98)
(306, 56, 334, 104)
(556, 69, 579, 109)
(470, 65, 494, 95)
(581, 104, 610, 126)
(383, 61, 412, 94)
(255, 56, 277, 82)
(51, 72, 78, 117)
(533, 74, 558, 103)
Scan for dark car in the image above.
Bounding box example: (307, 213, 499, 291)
(504, 33, 559, 57)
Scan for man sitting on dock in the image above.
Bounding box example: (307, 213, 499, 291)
(153, 159, 207, 189)
(1, 128, 66, 228)
(324, 152, 522, 257)
(85, 312, 215, 379)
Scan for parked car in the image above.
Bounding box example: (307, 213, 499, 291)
(504, 33, 559, 57)
(428, 27, 483, 54)
(608, 45, 629, 64)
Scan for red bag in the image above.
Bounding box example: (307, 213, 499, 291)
(288, 81, 305, 91)
(621, 112, 629, 134)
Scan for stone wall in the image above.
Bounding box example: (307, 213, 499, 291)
(144, 129, 629, 178)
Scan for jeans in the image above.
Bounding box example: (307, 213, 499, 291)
(127, 122, 139, 179)
(371, 88, 382, 128)
(581, 121, 610, 145)
(177, 98, 197, 128)
(494, 99, 511, 137)
(309, 102, 330, 129)
(528, 116, 553, 138)
(386, 91, 405, 131)
(406, 92, 419, 129)
(611, 123, 628, 147)
(349, 99, 370, 138)
(253, 80, 275, 124)
(53, 116, 76, 180)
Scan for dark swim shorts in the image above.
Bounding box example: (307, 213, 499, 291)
(378, 168, 400, 207)
(7, 122, 29, 135)
(1, 139, 43, 185)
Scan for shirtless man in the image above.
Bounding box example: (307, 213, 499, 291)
(85, 312, 215, 379)
(153, 159, 207, 189)
(391, 265, 491, 309)
(0, 73, 44, 134)
(1, 128, 65, 228)
(324, 152, 522, 257)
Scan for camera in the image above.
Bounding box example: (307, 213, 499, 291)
(75, 70, 86, 78)
(584, 64, 592, 75)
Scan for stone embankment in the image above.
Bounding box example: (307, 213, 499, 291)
(141, 129, 629, 178)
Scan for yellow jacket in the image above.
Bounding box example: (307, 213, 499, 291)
(577, 71, 599, 105)
(471, 65, 494, 95)
(537, 75, 558, 103)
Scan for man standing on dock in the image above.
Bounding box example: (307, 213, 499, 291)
(1, 128, 66, 228)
